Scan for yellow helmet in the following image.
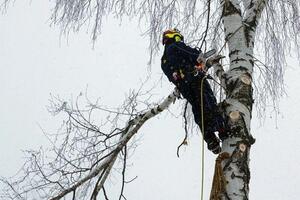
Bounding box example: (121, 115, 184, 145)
(162, 29, 184, 45)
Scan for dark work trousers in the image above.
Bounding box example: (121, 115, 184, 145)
(177, 74, 225, 142)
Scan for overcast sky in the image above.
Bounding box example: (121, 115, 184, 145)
(1, 1, 300, 200)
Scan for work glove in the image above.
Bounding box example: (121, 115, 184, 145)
(195, 61, 206, 72)
(172, 72, 181, 81)
(196, 52, 207, 72)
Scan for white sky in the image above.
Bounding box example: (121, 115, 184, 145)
(0, 1, 300, 200)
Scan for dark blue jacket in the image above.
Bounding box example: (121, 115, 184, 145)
(161, 41, 201, 83)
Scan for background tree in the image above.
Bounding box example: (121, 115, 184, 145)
(1, 0, 300, 200)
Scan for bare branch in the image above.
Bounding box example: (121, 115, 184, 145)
(1, 89, 180, 199)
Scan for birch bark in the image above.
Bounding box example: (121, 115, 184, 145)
(219, 0, 267, 199)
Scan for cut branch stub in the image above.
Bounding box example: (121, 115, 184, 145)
(229, 111, 240, 122)
(240, 74, 251, 85)
(238, 143, 247, 152)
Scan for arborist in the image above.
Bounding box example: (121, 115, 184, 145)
(161, 29, 228, 154)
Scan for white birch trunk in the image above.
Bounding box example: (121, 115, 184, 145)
(218, 0, 267, 199)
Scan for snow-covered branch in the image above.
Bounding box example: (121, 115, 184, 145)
(1, 90, 180, 200)
(2, 0, 300, 199)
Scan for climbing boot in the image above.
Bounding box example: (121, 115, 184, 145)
(207, 137, 221, 154)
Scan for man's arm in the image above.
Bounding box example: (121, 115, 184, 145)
(161, 44, 185, 83)
(172, 42, 200, 65)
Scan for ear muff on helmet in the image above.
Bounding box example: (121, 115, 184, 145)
(162, 30, 184, 45)
(174, 35, 183, 42)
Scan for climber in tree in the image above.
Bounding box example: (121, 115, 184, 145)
(161, 29, 228, 154)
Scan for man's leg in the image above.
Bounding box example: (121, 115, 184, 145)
(202, 112, 222, 154)
(181, 77, 223, 154)
(202, 80, 229, 141)
(191, 82, 221, 154)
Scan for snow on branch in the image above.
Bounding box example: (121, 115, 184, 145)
(50, 0, 220, 56)
(0, 0, 11, 11)
(251, 0, 300, 116)
(0, 89, 180, 200)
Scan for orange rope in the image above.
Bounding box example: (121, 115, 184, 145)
(209, 152, 230, 200)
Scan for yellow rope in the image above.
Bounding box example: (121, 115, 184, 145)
(200, 77, 206, 200)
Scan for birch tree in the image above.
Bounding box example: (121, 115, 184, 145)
(1, 0, 300, 200)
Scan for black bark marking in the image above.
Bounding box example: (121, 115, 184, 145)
(157, 106, 163, 112)
(222, 0, 242, 17)
(231, 172, 235, 179)
(229, 49, 240, 57)
(150, 109, 155, 115)
(230, 66, 248, 72)
(249, 58, 254, 67)
(247, 1, 254, 10)
(244, 19, 257, 46)
(232, 58, 247, 64)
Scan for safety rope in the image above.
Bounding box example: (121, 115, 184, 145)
(209, 152, 230, 200)
(200, 76, 229, 200)
(200, 76, 206, 200)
